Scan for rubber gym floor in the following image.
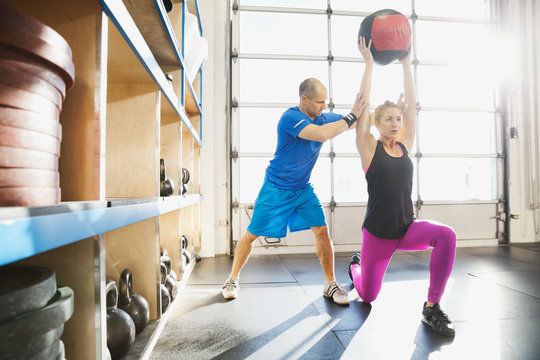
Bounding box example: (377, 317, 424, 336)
(150, 243, 540, 359)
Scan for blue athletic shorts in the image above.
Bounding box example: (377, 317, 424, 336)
(247, 179, 326, 238)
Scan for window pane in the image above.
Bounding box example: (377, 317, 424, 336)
(419, 158, 497, 200)
(332, 62, 404, 107)
(419, 112, 496, 154)
(332, 0, 411, 15)
(240, 12, 327, 56)
(334, 158, 367, 202)
(414, 0, 490, 20)
(239, 59, 328, 103)
(416, 21, 492, 63)
(239, 107, 284, 153)
(240, 0, 327, 9)
(311, 158, 331, 202)
(331, 15, 364, 58)
(332, 121, 357, 153)
(417, 65, 494, 109)
(239, 157, 269, 203)
(331, 113, 383, 154)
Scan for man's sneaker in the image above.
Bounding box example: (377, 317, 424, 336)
(222, 277, 239, 299)
(348, 253, 361, 281)
(422, 302, 455, 336)
(323, 280, 349, 305)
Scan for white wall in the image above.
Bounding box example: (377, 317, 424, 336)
(198, 0, 230, 256)
(507, 0, 540, 243)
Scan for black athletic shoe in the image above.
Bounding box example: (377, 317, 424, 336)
(348, 253, 361, 281)
(422, 302, 455, 337)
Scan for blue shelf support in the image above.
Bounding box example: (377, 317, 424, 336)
(0, 195, 202, 266)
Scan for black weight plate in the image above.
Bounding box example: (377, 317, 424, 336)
(0, 265, 56, 323)
(0, 286, 74, 340)
(0, 324, 63, 359)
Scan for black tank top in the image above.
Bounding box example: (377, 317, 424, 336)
(363, 141, 415, 239)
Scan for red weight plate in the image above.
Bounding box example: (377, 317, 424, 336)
(0, 62, 63, 110)
(0, 107, 61, 140)
(0, 124, 60, 155)
(0, 169, 59, 188)
(0, 84, 60, 119)
(0, 26, 74, 89)
(0, 146, 58, 171)
(0, 48, 67, 98)
(0, 187, 60, 207)
(0, 4, 72, 58)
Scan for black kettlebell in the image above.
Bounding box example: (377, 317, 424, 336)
(160, 264, 171, 313)
(183, 249, 191, 265)
(160, 159, 175, 197)
(181, 168, 190, 195)
(161, 0, 173, 13)
(161, 259, 178, 301)
(118, 269, 150, 335)
(106, 280, 135, 360)
(181, 235, 188, 250)
(160, 254, 177, 281)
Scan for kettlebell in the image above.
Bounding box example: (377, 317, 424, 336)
(106, 280, 135, 360)
(161, 0, 173, 13)
(181, 235, 188, 250)
(183, 249, 192, 265)
(160, 255, 172, 274)
(160, 159, 175, 196)
(160, 264, 171, 313)
(181, 167, 190, 195)
(118, 269, 150, 334)
(161, 259, 178, 301)
(160, 253, 177, 281)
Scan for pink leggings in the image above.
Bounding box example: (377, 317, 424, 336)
(351, 221, 456, 304)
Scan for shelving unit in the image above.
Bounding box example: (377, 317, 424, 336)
(0, 0, 205, 358)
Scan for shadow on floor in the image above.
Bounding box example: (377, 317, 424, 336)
(213, 299, 372, 360)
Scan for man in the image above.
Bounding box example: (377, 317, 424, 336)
(223, 78, 367, 305)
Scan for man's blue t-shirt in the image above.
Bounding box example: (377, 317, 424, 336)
(265, 107, 343, 190)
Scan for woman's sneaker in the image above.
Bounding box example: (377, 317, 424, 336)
(348, 253, 361, 281)
(422, 302, 455, 336)
(222, 277, 239, 299)
(323, 280, 349, 305)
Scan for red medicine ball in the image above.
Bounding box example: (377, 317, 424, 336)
(358, 9, 411, 65)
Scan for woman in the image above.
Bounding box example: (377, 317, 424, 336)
(350, 37, 457, 337)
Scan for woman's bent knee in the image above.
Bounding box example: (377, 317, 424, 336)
(439, 225, 457, 248)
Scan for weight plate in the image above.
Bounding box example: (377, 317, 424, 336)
(0, 169, 59, 188)
(0, 186, 61, 207)
(0, 265, 56, 323)
(0, 146, 58, 170)
(0, 124, 60, 155)
(0, 62, 63, 111)
(0, 47, 67, 98)
(0, 106, 62, 140)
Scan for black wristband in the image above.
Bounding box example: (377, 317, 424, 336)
(342, 113, 358, 128)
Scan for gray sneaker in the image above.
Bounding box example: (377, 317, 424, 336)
(323, 280, 349, 305)
(222, 277, 239, 299)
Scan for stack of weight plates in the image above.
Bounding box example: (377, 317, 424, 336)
(0, 265, 74, 359)
(0, 4, 74, 207)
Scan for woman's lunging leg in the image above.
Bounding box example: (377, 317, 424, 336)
(351, 229, 398, 303)
(397, 221, 457, 303)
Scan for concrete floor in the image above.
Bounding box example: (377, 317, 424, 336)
(151, 244, 540, 360)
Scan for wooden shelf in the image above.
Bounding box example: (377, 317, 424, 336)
(123, 0, 182, 67)
(98, 0, 201, 144)
(0, 0, 204, 358)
